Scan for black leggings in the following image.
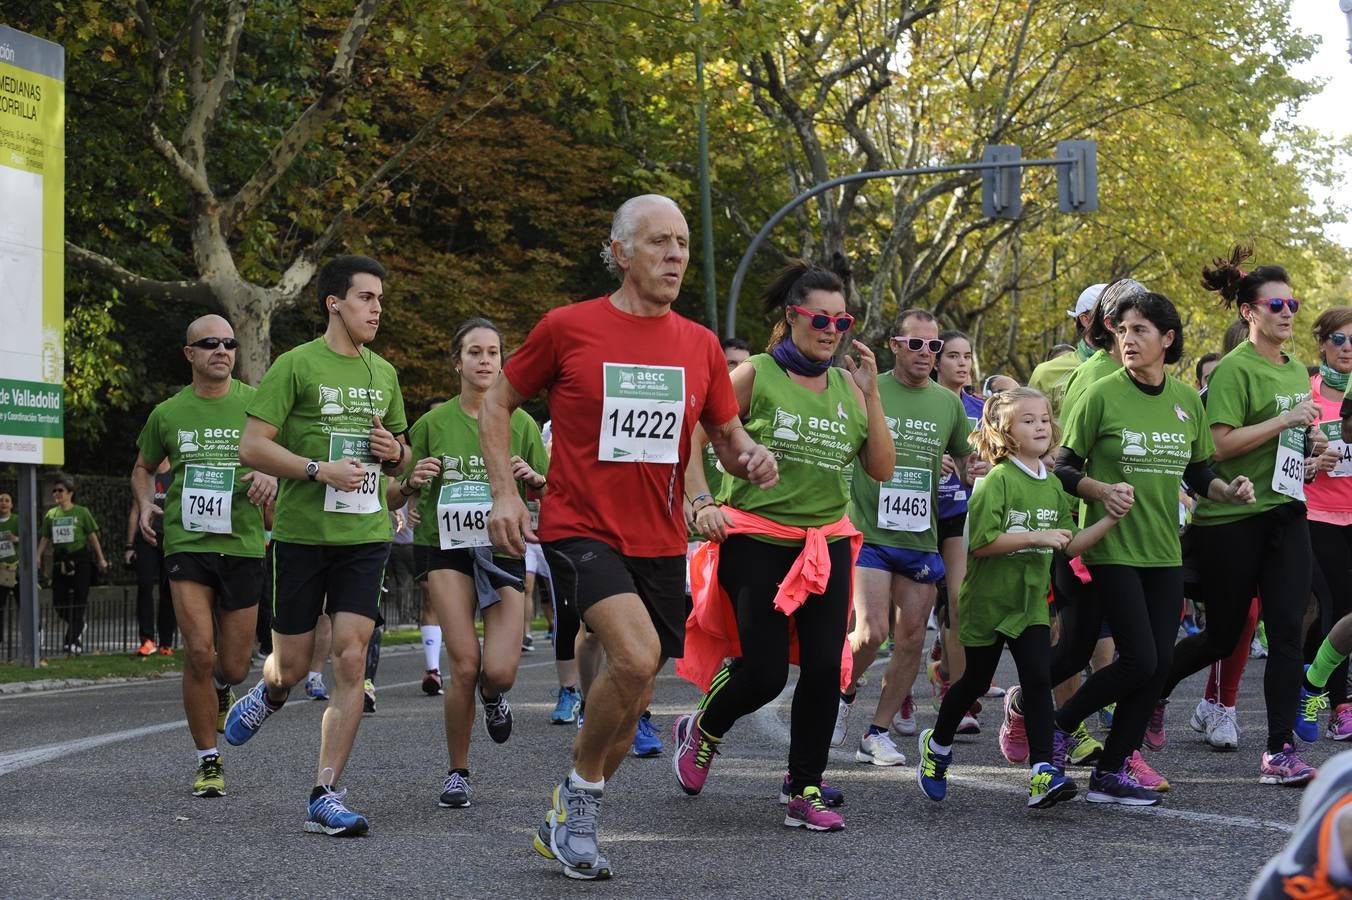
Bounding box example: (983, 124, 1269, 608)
(53, 552, 93, 646)
(1163, 505, 1311, 754)
(934, 626, 1053, 765)
(134, 534, 175, 647)
(699, 535, 852, 794)
(1056, 565, 1182, 772)
(1049, 552, 1102, 687)
(1309, 521, 1352, 705)
(549, 573, 579, 663)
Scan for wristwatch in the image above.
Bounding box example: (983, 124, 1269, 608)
(305, 460, 320, 481)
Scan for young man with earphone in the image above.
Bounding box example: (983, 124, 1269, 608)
(227, 254, 409, 836)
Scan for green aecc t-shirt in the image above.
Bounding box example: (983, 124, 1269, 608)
(850, 375, 970, 552)
(405, 398, 548, 556)
(958, 459, 1072, 646)
(1062, 368, 1211, 567)
(136, 379, 265, 558)
(1193, 341, 1311, 526)
(247, 338, 407, 546)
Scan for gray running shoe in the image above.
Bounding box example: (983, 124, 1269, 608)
(537, 776, 610, 880)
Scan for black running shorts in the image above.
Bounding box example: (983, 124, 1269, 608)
(268, 540, 389, 635)
(544, 536, 686, 659)
(165, 552, 264, 612)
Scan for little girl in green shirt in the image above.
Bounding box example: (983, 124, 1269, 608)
(916, 387, 1124, 808)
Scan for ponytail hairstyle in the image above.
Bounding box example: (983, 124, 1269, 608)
(450, 317, 501, 371)
(1201, 244, 1291, 312)
(762, 260, 847, 350)
(969, 387, 1060, 465)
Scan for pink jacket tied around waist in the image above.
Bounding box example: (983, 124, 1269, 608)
(676, 507, 861, 694)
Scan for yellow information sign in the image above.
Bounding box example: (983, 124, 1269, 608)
(0, 25, 64, 465)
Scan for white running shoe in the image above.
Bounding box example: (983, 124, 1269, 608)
(1206, 704, 1239, 750)
(891, 694, 917, 736)
(956, 711, 981, 735)
(856, 730, 907, 766)
(1190, 698, 1217, 734)
(1250, 638, 1268, 659)
(831, 698, 853, 748)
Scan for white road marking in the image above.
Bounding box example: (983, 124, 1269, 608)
(0, 721, 184, 777)
(748, 684, 1295, 835)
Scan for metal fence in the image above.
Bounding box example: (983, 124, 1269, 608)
(0, 582, 428, 662)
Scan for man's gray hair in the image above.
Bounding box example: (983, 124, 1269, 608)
(600, 194, 682, 279)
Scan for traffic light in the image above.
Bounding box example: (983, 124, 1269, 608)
(1056, 140, 1098, 213)
(981, 144, 1023, 219)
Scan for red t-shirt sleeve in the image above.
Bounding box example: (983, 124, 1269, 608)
(503, 313, 558, 398)
(699, 334, 739, 430)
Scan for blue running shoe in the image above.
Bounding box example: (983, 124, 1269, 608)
(223, 678, 282, 747)
(304, 787, 369, 836)
(779, 774, 844, 807)
(1028, 763, 1077, 809)
(305, 673, 329, 701)
(632, 712, 663, 757)
(1296, 665, 1329, 744)
(551, 686, 581, 724)
(916, 728, 952, 802)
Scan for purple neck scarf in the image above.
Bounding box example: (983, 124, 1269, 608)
(770, 339, 832, 376)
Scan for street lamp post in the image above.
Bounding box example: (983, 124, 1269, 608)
(1342, 0, 1352, 64)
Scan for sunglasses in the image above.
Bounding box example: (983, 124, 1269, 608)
(50, 488, 67, 495)
(1257, 298, 1299, 315)
(891, 337, 945, 354)
(1328, 333, 1352, 347)
(789, 305, 854, 332)
(188, 337, 240, 350)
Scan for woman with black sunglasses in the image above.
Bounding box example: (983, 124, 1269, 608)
(673, 260, 893, 831)
(1155, 244, 1325, 786)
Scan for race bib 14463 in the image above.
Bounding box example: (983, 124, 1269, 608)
(878, 467, 933, 532)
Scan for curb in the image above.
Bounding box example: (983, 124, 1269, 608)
(0, 670, 183, 695)
(0, 642, 429, 695)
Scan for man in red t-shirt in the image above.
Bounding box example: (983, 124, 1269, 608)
(482, 194, 777, 881)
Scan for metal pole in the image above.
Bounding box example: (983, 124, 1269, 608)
(694, 0, 718, 331)
(722, 157, 1069, 338)
(1341, 0, 1352, 64)
(17, 464, 39, 666)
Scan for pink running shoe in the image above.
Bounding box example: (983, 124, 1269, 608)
(1143, 699, 1168, 751)
(672, 712, 719, 796)
(1126, 751, 1171, 792)
(999, 685, 1029, 764)
(783, 786, 844, 831)
(1260, 744, 1317, 786)
(1329, 703, 1352, 741)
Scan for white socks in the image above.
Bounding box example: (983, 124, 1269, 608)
(570, 769, 604, 792)
(197, 747, 219, 761)
(421, 626, 443, 670)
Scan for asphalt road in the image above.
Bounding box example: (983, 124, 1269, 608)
(0, 639, 1325, 899)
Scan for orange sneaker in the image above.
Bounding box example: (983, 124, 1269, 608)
(157, 646, 174, 657)
(136, 639, 157, 657)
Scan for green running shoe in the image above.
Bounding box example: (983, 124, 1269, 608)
(216, 685, 236, 735)
(193, 754, 225, 798)
(1068, 722, 1103, 766)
